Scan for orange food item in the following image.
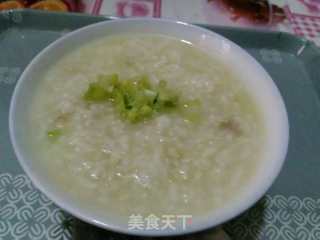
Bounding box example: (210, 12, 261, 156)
(0, 0, 25, 10)
(30, 0, 68, 12)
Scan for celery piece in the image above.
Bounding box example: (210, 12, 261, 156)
(155, 80, 179, 110)
(140, 105, 153, 117)
(47, 129, 62, 142)
(143, 89, 158, 103)
(83, 82, 109, 102)
(84, 74, 119, 102)
(114, 91, 127, 116)
(123, 93, 134, 110)
(127, 108, 139, 123)
(97, 74, 119, 93)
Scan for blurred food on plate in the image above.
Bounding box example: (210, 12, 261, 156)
(206, 0, 286, 28)
(0, 0, 77, 11)
(0, 0, 24, 10)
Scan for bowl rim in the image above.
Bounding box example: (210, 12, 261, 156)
(9, 17, 289, 236)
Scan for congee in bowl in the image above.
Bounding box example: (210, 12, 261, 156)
(30, 33, 263, 215)
(10, 19, 288, 236)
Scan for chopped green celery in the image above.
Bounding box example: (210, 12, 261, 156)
(114, 91, 127, 116)
(83, 82, 109, 101)
(97, 74, 119, 92)
(127, 105, 153, 123)
(127, 108, 139, 123)
(47, 129, 62, 141)
(155, 81, 179, 110)
(140, 105, 153, 117)
(143, 89, 157, 104)
(84, 74, 119, 102)
(134, 90, 156, 108)
(82, 74, 200, 123)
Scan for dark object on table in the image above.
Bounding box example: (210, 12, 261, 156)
(208, 0, 286, 24)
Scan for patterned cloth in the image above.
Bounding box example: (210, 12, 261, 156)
(0, 173, 72, 240)
(285, 6, 320, 42)
(225, 195, 320, 240)
(2, 173, 320, 239)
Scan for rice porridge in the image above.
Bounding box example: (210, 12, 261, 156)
(28, 34, 265, 217)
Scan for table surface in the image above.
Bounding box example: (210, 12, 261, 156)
(79, 0, 320, 46)
(1, 10, 320, 240)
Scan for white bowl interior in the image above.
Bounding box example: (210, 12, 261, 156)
(9, 18, 289, 236)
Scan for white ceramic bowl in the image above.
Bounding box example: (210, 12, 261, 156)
(9, 18, 289, 236)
